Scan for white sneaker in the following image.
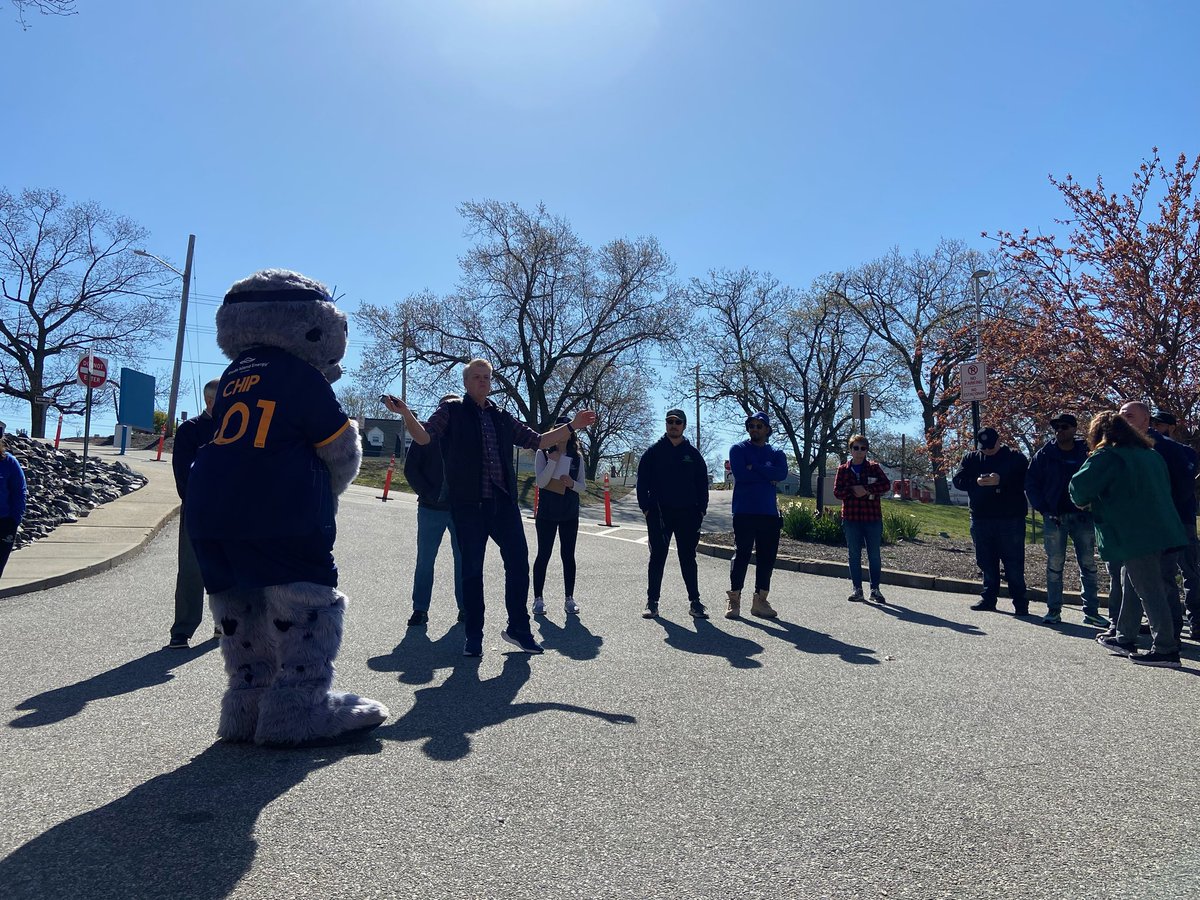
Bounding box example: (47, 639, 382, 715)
(532, 597, 545, 616)
(564, 597, 579, 615)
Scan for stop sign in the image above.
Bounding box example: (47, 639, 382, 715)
(77, 353, 108, 389)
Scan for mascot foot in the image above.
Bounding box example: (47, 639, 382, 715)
(217, 687, 266, 743)
(255, 691, 389, 747)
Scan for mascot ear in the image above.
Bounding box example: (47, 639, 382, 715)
(306, 328, 322, 342)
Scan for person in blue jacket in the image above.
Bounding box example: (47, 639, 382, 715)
(726, 411, 787, 619)
(0, 430, 27, 579)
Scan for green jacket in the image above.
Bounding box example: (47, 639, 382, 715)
(1068, 446, 1186, 562)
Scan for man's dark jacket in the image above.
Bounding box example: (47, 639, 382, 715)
(1148, 427, 1198, 525)
(442, 400, 519, 504)
(637, 436, 709, 515)
(404, 432, 449, 511)
(1025, 438, 1089, 517)
(951, 446, 1028, 519)
(171, 411, 216, 502)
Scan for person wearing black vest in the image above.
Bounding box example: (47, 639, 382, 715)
(386, 359, 597, 658)
(402, 393, 464, 628)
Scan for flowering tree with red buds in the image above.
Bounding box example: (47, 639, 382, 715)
(985, 149, 1200, 444)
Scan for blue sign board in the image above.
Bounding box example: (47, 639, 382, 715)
(117, 368, 156, 431)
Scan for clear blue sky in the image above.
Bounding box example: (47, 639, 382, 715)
(5, 0, 1199, 438)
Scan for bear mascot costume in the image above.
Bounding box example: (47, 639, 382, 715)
(186, 268, 388, 746)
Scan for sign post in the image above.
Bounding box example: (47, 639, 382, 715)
(77, 352, 109, 485)
(960, 361, 988, 447)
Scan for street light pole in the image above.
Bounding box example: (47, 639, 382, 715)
(135, 234, 195, 437)
(970, 269, 993, 448)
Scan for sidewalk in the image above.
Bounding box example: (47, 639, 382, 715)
(0, 445, 181, 600)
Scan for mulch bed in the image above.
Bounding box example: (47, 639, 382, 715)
(702, 530, 1111, 595)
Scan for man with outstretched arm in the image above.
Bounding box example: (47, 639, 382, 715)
(385, 359, 596, 658)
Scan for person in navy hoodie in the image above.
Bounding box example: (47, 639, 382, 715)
(637, 408, 710, 619)
(726, 411, 788, 619)
(1024, 412, 1106, 628)
(0, 429, 26, 579)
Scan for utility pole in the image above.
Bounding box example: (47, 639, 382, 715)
(164, 234, 195, 437)
(694, 363, 701, 451)
(399, 320, 409, 460)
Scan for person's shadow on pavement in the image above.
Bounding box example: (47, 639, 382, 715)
(0, 738, 380, 900)
(534, 613, 603, 661)
(376, 654, 635, 761)
(741, 616, 878, 665)
(653, 616, 764, 669)
(10, 642, 218, 729)
(367, 624, 463, 686)
(869, 600, 986, 635)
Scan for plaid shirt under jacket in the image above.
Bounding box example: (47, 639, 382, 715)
(833, 460, 891, 522)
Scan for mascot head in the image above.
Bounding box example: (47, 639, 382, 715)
(216, 268, 349, 383)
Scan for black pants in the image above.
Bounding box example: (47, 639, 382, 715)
(647, 506, 702, 604)
(0, 516, 16, 579)
(730, 513, 782, 593)
(533, 516, 579, 598)
(172, 512, 206, 640)
(451, 497, 532, 642)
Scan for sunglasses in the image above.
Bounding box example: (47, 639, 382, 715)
(747, 422, 767, 430)
(665, 418, 684, 425)
(1053, 423, 1075, 430)
(851, 445, 869, 451)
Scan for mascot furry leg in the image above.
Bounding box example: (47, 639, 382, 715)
(210, 588, 274, 742)
(254, 581, 388, 746)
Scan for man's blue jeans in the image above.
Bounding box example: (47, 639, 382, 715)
(969, 516, 1027, 606)
(1042, 511, 1100, 615)
(451, 497, 533, 642)
(841, 519, 883, 591)
(411, 505, 464, 614)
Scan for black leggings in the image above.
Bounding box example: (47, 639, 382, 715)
(533, 516, 579, 598)
(0, 516, 16, 579)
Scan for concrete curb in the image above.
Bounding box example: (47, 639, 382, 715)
(0, 508, 179, 600)
(0, 446, 182, 601)
(697, 540, 1101, 610)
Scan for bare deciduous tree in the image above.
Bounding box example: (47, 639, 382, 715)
(0, 187, 172, 436)
(11, 0, 76, 30)
(355, 200, 684, 429)
(683, 269, 898, 498)
(838, 239, 1001, 503)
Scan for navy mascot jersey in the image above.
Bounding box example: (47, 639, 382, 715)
(186, 346, 351, 541)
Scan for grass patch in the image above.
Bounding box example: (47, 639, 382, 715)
(782, 496, 1044, 544)
(353, 458, 414, 494)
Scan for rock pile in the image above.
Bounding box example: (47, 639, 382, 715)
(4, 436, 147, 549)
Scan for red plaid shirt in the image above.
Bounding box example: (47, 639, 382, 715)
(833, 460, 891, 522)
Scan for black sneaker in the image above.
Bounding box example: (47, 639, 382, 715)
(166, 636, 188, 650)
(1013, 604, 1030, 617)
(1129, 650, 1181, 669)
(407, 610, 428, 627)
(970, 600, 997, 611)
(463, 637, 483, 657)
(689, 601, 708, 619)
(642, 602, 659, 619)
(501, 630, 544, 654)
(1096, 634, 1136, 656)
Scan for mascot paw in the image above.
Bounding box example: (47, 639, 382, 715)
(255, 691, 389, 748)
(217, 688, 265, 743)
